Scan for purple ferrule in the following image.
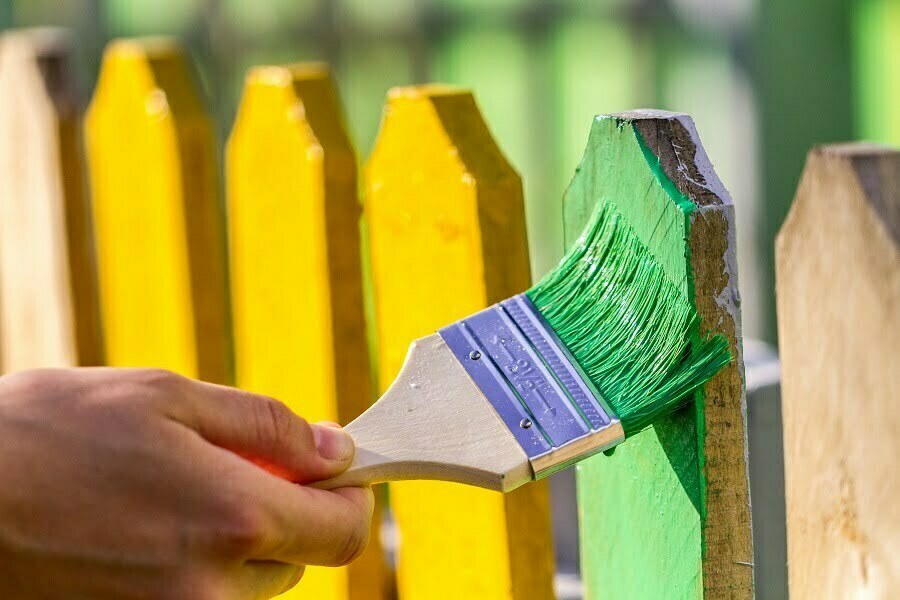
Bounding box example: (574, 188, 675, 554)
(501, 295, 611, 430)
(438, 293, 617, 460)
(438, 321, 552, 457)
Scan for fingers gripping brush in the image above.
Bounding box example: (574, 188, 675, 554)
(316, 203, 732, 492)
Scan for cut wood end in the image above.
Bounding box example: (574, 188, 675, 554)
(285, 62, 330, 80)
(607, 108, 690, 122)
(605, 109, 733, 208)
(387, 83, 469, 101)
(245, 63, 330, 87)
(0, 27, 72, 56)
(105, 37, 182, 61)
(814, 142, 899, 158)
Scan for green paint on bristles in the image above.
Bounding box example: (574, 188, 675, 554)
(526, 201, 732, 436)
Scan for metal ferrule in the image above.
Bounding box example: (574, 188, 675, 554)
(438, 293, 625, 478)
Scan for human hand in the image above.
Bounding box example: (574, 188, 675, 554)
(0, 368, 373, 599)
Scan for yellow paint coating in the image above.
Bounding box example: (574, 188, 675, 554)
(365, 86, 555, 599)
(84, 39, 228, 382)
(227, 64, 386, 600)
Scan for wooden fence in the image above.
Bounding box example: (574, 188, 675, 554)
(0, 28, 896, 600)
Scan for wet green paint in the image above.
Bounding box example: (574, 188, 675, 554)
(565, 116, 709, 599)
(526, 201, 730, 436)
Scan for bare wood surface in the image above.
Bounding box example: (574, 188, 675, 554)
(0, 28, 102, 371)
(315, 334, 532, 492)
(776, 144, 899, 599)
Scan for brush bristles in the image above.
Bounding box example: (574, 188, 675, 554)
(526, 203, 731, 436)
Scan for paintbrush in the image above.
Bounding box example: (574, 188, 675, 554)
(315, 202, 731, 492)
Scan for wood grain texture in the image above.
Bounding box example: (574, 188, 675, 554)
(316, 334, 533, 492)
(365, 86, 555, 600)
(226, 64, 385, 600)
(776, 144, 899, 599)
(84, 38, 228, 383)
(0, 28, 102, 371)
(567, 111, 751, 599)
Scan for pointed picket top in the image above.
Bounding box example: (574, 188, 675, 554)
(567, 110, 751, 599)
(0, 28, 103, 371)
(365, 85, 554, 600)
(368, 85, 520, 188)
(777, 144, 899, 598)
(89, 37, 208, 124)
(229, 63, 356, 167)
(227, 63, 386, 600)
(365, 85, 533, 374)
(85, 38, 228, 383)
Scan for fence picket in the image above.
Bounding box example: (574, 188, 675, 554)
(0, 28, 102, 371)
(566, 112, 752, 599)
(364, 85, 555, 600)
(84, 38, 228, 382)
(226, 63, 387, 600)
(776, 144, 899, 597)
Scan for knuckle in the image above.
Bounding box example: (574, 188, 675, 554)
(255, 397, 300, 446)
(0, 369, 76, 411)
(133, 368, 186, 392)
(212, 501, 268, 558)
(123, 369, 188, 411)
(1, 369, 58, 396)
(333, 520, 370, 567)
(266, 397, 299, 428)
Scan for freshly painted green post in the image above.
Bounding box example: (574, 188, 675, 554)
(568, 111, 752, 599)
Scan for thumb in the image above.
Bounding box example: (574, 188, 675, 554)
(311, 422, 356, 464)
(164, 377, 355, 483)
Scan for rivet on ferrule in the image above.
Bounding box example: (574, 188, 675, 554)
(438, 293, 620, 463)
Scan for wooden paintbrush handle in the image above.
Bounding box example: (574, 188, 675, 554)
(309, 334, 532, 493)
(309, 424, 423, 490)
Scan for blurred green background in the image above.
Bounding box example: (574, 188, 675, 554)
(2, 0, 897, 344)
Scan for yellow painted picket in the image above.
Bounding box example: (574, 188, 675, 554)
(227, 63, 387, 600)
(364, 85, 555, 600)
(84, 38, 228, 382)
